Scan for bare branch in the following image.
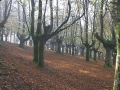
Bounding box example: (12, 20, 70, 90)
(30, 0, 35, 37)
(48, 1, 71, 38)
(43, 0, 48, 28)
(59, 13, 85, 31)
(0, 0, 12, 26)
(50, 0, 53, 30)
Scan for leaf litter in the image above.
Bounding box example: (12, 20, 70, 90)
(0, 42, 114, 90)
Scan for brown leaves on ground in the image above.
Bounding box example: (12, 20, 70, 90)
(0, 42, 114, 90)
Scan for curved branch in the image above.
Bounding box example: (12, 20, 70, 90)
(22, 5, 30, 34)
(17, 32, 20, 40)
(43, 0, 48, 28)
(0, 0, 12, 26)
(24, 35, 30, 41)
(94, 32, 104, 44)
(50, 1, 71, 35)
(103, 0, 108, 18)
(50, 0, 53, 30)
(18, 2, 31, 42)
(59, 12, 85, 31)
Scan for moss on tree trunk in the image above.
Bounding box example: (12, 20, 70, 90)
(33, 40, 38, 62)
(113, 26, 120, 90)
(104, 47, 112, 68)
(38, 41, 45, 67)
(113, 43, 120, 90)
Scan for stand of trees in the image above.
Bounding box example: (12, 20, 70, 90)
(110, 0, 120, 89)
(30, 0, 85, 67)
(0, 0, 120, 89)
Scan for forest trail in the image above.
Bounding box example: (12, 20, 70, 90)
(0, 42, 114, 90)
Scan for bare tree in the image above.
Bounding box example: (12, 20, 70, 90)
(30, 0, 85, 67)
(17, 1, 30, 48)
(94, 0, 116, 67)
(0, 0, 12, 41)
(110, 0, 120, 89)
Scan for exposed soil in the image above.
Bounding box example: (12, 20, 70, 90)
(0, 41, 114, 90)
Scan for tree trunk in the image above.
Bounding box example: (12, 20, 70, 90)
(51, 43, 54, 50)
(57, 43, 61, 53)
(5, 36, 7, 41)
(113, 55, 116, 65)
(69, 46, 71, 54)
(56, 38, 62, 53)
(93, 50, 97, 61)
(62, 45, 64, 53)
(66, 46, 68, 53)
(104, 47, 112, 67)
(72, 44, 74, 56)
(75, 48, 78, 55)
(1, 29, 3, 41)
(14, 31, 16, 43)
(19, 40, 24, 48)
(101, 52, 104, 60)
(25, 41, 27, 45)
(113, 41, 120, 90)
(38, 41, 45, 67)
(81, 48, 85, 56)
(29, 40, 33, 46)
(10, 31, 12, 42)
(112, 51, 117, 65)
(89, 49, 92, 58)
(33, 40, 38, 62)
(98, 52, 101, 60)
(86, 47, 90, 61)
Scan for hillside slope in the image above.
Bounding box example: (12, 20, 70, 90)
(0, 42, 114, 90)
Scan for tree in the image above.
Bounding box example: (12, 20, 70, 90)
(0, 0, 12, 41)
(80, 0, 95, 61)
(55, 0, 62, 53)
(110, 0, 120, 89)
(94, 0, 116, 67)
(92, 42, 100, 61)
(3, 28, 10, 41)
(30, 0, 85, 67)
(17, 1, 30, 48)
(89, 0, 100, 61)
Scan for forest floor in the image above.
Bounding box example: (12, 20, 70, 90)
(0, 41, 114, 90)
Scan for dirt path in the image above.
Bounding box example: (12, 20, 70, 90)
(0, 42, 114, 90)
